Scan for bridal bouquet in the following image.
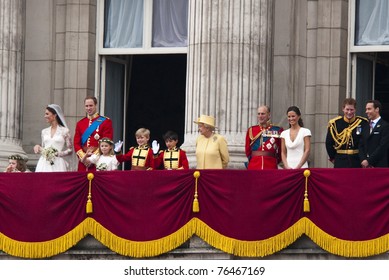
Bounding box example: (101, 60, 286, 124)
(42, 147, 58, 165)
(96, 163, 108, 171)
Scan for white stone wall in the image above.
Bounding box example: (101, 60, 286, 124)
(0, 0, 26, 170)
(0, 0, 350, 169)
(273, 0, 349, 167)
(22, 0, 97, 168)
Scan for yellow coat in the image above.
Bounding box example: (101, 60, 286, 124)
(195, 133, 229, 169)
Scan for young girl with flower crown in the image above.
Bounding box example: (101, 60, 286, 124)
(4, 154, 30, 172)
(82, 137, 119, 171)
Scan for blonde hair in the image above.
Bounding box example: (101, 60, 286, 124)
(135, 128, 150, 138)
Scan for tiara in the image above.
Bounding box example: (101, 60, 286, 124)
(8, 154, 27, 162)
(99, 138, 114, 145)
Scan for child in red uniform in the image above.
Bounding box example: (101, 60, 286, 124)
(153, 130, 189, 170)
(115, 128, 154, 170)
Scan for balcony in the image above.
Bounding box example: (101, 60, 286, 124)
(1, 169, 389, 260)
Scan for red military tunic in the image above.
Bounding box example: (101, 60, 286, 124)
(154, 148, 189, 170)
(74, 113, 113, 171)
(245, 123, 283, 169)
(116, 145, 154, 170)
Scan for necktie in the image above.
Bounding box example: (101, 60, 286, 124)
(370, 121, 374, 133)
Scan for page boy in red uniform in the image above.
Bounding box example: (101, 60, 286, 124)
(153, 130, 189, 170)
(114, 128, 154, 170)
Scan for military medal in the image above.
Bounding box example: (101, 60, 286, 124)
(356, 125, 361, 135)
(94, 127, 100, 140)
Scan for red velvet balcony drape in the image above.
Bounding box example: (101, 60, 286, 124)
(1, 168, 389, 258)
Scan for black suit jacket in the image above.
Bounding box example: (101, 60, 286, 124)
(359, 118, 389, 167)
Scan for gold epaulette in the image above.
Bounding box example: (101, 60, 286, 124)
(356, 116, 368, 122)
(328, 116, 342, 124)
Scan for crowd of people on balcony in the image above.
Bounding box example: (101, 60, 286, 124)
(4, 96, 389, 173)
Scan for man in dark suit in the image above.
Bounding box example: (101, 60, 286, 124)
(359, 100, 389, 168)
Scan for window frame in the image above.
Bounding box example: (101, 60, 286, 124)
(348, 0, 389, 53)
(97, 0, 188, 55)
(347, 0, 388, 98)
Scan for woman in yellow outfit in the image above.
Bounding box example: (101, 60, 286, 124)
(194, 115, 229, 169)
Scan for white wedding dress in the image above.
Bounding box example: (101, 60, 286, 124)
(35, 126, 73, 172)
(280, 127, 311, 168)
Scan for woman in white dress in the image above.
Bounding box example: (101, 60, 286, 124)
(280, 106, 311, 169)
(33, 104, 74, 172)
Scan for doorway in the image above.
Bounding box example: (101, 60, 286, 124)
(374, 53, 389, 120)
(354, 52, 389, 119)
(124, 54, 187, 167)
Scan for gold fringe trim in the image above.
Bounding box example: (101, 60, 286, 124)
(194, 218, 306, 257)
(88, 218, 195, 258)
(0, 220, 90, 259)
(304, 218, 389, 257)
(2, 217, 389, 258)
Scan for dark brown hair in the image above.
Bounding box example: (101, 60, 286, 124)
(286, 106, 304, 127)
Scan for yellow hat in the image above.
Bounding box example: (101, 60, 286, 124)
(194, 115, 216, 128)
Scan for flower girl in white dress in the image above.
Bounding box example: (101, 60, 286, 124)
(33, 104, 74, 172)
(82, 137, 119, 171)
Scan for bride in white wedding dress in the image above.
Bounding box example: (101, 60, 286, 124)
(33, 104, 74, 172)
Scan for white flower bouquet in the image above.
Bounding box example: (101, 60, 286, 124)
(96, 163, 108, 171)
(42, 147, 58, 165)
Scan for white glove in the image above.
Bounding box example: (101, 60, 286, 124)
(152, 140, 160, 154)
(114, 140, 123, 153)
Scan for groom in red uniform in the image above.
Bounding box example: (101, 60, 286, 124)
(245, 105, 283, 169)
(74, 97, 113, 171)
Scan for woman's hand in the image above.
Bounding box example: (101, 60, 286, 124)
(33, 145, 42, 154)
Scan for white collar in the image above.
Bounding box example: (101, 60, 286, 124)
(370, 117, 381, 124)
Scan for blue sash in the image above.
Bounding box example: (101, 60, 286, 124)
(81, 116, 107, 146)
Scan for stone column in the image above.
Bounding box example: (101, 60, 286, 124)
(0, 0, 26, 169)
(183, 0, 273, 168)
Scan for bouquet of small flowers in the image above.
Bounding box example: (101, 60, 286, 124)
(96, 163, 108, 171)
(42, 147, 58, 165)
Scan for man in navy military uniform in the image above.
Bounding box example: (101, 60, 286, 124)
(326, 98, 368, 168)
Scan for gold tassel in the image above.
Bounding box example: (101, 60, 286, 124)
(303, 169, 311, 212)
(86, 173, 94, 214)
(193, 171, 200, 212)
